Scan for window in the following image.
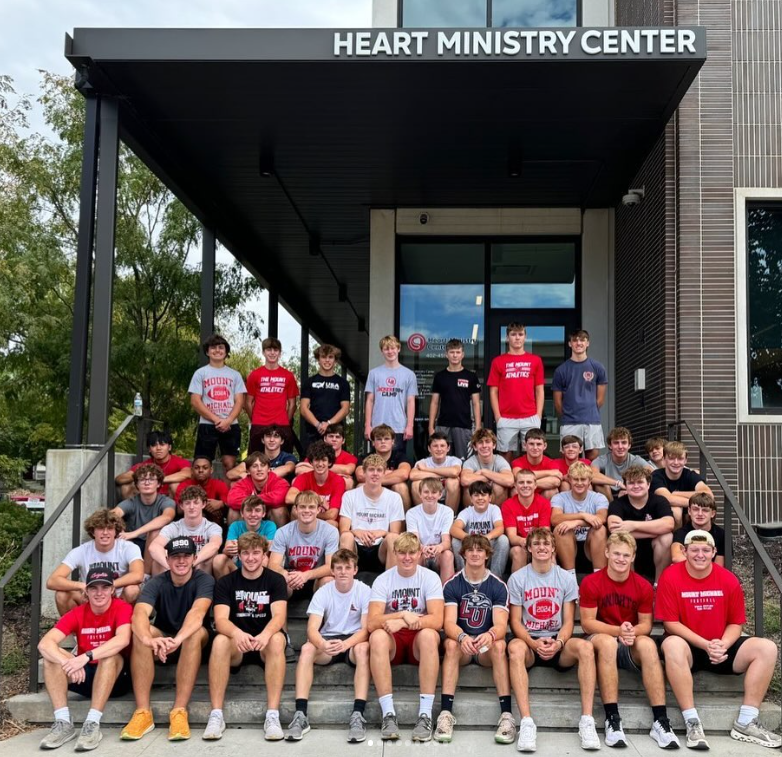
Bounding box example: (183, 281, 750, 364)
(402, 0, 487, 27)
(401, 0, 579, 27)
(492, 0, 578, 27)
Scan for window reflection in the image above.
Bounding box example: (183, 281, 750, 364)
(403, 0, 487, 27)
(492, 0, 577, 27)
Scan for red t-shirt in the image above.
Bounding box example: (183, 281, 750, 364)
(291, 470, 346, 512)
(131, 455, 191, 494)
(552, 457, 592, 476)
(579, 568, 654, 626)
(246, 366, 299, 426)
(334, 450, 358, 467)
(511, 454, 556, 471)
(501, 495, 551, 536)
(487, 352, 544, 419)
(227, 471, 290, 510)
(54, 598, 133, 661)
(655, 562, 746, 640)
(175, 476, 230, 523)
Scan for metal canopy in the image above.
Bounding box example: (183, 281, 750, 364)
(65, 27, 706, 378)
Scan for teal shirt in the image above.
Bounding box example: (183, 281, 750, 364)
(227, 519, 277, 566)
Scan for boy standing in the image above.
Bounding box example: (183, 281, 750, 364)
(511, 429, 563, 499)
(651, 441, 712, 528)
(409, 432, 462, 512)
(405, 477, 456, 583)
(300, 344, 351, 449)
(451, 481, 509, 576)
(460, 428, 514, 505)
(502, 470, 552, 572)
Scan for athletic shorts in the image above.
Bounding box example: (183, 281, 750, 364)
(321, 635, 358, 667)
(230, 650, 265, 673)
(68, 662, 132, 699)
(528, 646, 575, 673)
(682, 636, 750, 675)
(496, 416, 542, 453)
(194, 423, 241, 460)
(585, 635, 640, 673)
(356, 543, 385, 573)
(560, 424, 605, 452)
(435, 426, 472, 460)
(390, 628, 421, 666)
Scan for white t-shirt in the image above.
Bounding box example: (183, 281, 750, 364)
(370, 565, 444, 615)
(340, 487, 405, 543)
(416, 455, 462, 472)
(271, 520, 339, 571)
(160, 518, 222, 553)
(405, 504, 455, 546)
(62, 539, 143, 583)
(550, 490, 609, 542)
(455, 504, 504, 536)
(307, 580, 372, 637)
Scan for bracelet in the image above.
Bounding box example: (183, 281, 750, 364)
(458, 632, 467, 643)
(488, 629, 497, 642)
(556, 638, 565, 649)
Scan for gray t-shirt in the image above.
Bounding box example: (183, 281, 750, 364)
(508, 564, 578, 638)
(188, 364, 247, 424)
(271, 519, 339, 571)
(308, 580, 371, 637)
(462, 454, 511, 473)
(550, 490, 608, 542)
(592, 453, 652, 487)
(117, 494, 176, 536)
(365, 364, 418, 433)
(62, 539, 143, 582)
(160, 518, 223, 553)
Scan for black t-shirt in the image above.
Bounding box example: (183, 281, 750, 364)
(359, 449, 410, 472)
(301, 373, 351, 433)
(431, 368, 481, 429)
(673, 522, 726, 556)
(139, 570, 214, 635)
(608, 494, 674, 524)
(651, 467, 705, 494)
(213, 568, 288, 636)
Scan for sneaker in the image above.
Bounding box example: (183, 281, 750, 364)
(650, 718, 681, 749)
(517, 717, 537, 752)
(40, 720, 76, 750)
(579, 716, 601, 750)
(120, 709, 155, 741)
(74, 721, 102, 752)
(347, 711, 367, 743)
(730, 718, 782, 749)
(264, 711, 284, 741)
(285, 642, 297, 663)
(202, 711, 226, 741)
(434, 711, 456, 743)
(684, 719, 709, 750)
(285, 711, 311, 741)
(380, 713, 400, 741)
(412, 713, 433, 742)
(495, 713, 517, 745)
(168, 708, 191, 741)
(604, 714, 627, 748)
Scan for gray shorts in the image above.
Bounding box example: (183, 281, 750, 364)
(496, 416, 541, 453)
(585, 635, 640, 673)
(560, 424, 605, 452)
(435, 426, 473, 459)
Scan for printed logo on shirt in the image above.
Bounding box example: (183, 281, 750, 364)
(208, 386, 231, 402)
(457, 379, 469, 389)
(258, 376, 287, 394)
(235, 589, 271, 617)
(523, 586, 563, 630)
(681, 589, 724, 612)
(582, 371, 595, 382)
(459, 593, 491, 630)
(81, 625, 112, 635)
(312, 381, 342, 391)
(390, 587, 421, 612)
(287, 545, 322, 572)
(504, 361, 533, 379)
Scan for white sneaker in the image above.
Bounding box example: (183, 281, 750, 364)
(649, 717, 681, 749)
(202, 711, 226, 741)
(604, 714, 627, 748)
(517, 716, 537, 752)
(264, 712, 284, 741)
(579, 716, 601, 750)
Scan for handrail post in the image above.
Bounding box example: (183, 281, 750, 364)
(724, 497, 733, 570)
(753, 551, 764, 637)
(28, 542, 43, 693)
(106, 445, 116, 509)
(72, 490, 82, 551)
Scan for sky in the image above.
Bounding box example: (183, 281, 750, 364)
(1, 0, 372, 356)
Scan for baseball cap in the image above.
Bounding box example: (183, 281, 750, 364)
(85, 568, 114, 587)
(684, 529, 715, 547)
(166, 536, 197, 556)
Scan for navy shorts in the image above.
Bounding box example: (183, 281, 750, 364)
(68, 661, 132, 699)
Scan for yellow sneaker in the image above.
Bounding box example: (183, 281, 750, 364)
(168, 708, 191, 741)
(120, 709, 155, 740)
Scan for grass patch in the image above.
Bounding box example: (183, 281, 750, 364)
(0, 647, 26, 676)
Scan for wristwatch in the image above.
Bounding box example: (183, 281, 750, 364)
(85, 650, 94, 662)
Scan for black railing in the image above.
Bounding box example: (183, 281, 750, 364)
(0, 414, 138, 694)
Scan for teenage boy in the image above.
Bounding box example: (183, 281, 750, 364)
(285, 549, 372, 743)
(591, 427, 653, 501)
(607, 466, 674, 584)
(550, 462, 608, 576)
(227, 452, 290, 526)
(214, 495, 278, 578)
(175, 455, 229, 525)
(189, 333, 246, 472)
(428, 338, 481, 459)
(508, 528, 600, 752)
(652, 441, 713, 528)
(38, 569, 132, 751)
(487, 323, 544, 463)
(502, 469, 552, 572)
(460, 428, 515, 505)
(339, 454, 405, 571)
(671, 493, 725, 566)
(368, 533, 444, 742)
(149, 485, 223, 576)
(48, 509, 143, 615)
(300, 344, 351, 449)
(410, 432, 462, 512)
(645, 437, 666, 469)
(246, 337, 299, 454)
(121, 537, 214, 742)
(364, 335, 418, 452)
(552, 329, 608, 461)
(405, 477, 456, 583)
(295, 423, 358, 490)
(657, 531, 781, 749)
(203, 532, 288, 741)
(451, 481, 509, 576)
(286, 441, 345, 522)
(553, 435, 592, 491)
(511, 428, 564, 499)
(436, 535, 514, 745)
(581, 533, 680, 749)
(227, 424, 298, 482)
(356, 424, 412, 510)
(115, 430, 191, 500)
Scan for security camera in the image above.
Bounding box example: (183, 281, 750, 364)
(622, 186, 645, 207)
(419, 212, 429, 225)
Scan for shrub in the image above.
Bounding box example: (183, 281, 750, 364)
(0, 500, 43, 605)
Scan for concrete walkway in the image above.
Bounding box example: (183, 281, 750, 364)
(1, 726, 779, 756)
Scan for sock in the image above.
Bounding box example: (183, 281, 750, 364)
(440, 694, 455, 713)
(499, 695, 512, 714)
(737, 705, 759, 726)
(86, 709, 102, 724)
(379, 694, 395, 717)
(567, 569, 577, 578)
(651, 706, 667, 722)
(682, 708, 699, 723)
(295, 699, 308, 716)
(267, 709, 279, 720)
(580, 714, 594, 724)
(210, 709, 223, 720)
(54, 707, 70, 723)
(603, 703, 619, 720)
(353, 699, 367, 715)
(419, 694, 434, 717)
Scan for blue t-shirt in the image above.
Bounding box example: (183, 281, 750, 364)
(551, 358, 608, 424)
(226, 519, 278, 566)
(443, 570, 509, 635)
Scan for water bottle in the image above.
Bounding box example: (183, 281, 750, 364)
(133, 393, 143, 417)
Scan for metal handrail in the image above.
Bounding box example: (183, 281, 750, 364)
(0, 413, 137, 694)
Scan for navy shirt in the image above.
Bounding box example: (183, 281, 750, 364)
(443, 570, 509, 635)
(551, 358, 608, 424)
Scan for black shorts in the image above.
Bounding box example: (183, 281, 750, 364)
(194, 423, 241, 460)
(685, 636, 750, 675)
(356, 543, 385, 573)
(68, 662, 132, 699)
(231, 650, 266, 674)
(321, 635, 357, 667)
(528, 647, 575, 673)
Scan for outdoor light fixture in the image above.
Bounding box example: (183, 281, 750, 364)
(622, 186, 645, 206)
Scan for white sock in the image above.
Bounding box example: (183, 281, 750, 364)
(580, 714, 594, 724)
(379, 694, 395, 717)
(419, 694, 434, 717)
(86, 709, 102, 724)
(267, 709, 279, 719)
(682, 708, 699, 722)
(210, 709, 223, 720)
(737, 705, 759, 726)
(54, 707, 70, 723)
